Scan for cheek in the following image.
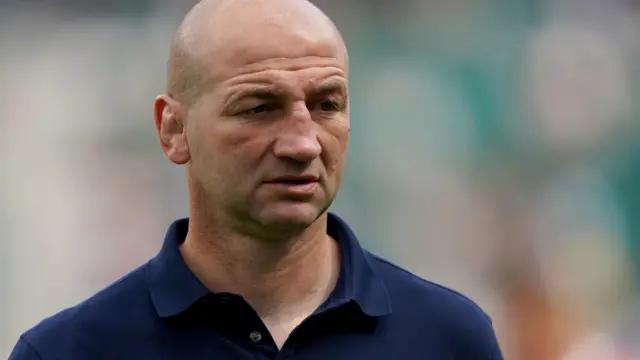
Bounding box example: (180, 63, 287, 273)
(187, 120, 231, 181)
(214, 126, 273, 179)
(322, 122, 350, 173)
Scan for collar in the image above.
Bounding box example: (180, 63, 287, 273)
(146, 212, 392, 318)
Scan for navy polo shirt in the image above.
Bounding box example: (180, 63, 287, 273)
(9, 213, 503, 359)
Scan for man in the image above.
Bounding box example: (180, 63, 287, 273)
(9, 0, 504, 358)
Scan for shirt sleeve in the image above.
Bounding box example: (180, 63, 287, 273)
(8, 337, 44, 360)
(449, 310, 504, 360)
(490, 315, 505, 359)
(483, 318, 504, 360)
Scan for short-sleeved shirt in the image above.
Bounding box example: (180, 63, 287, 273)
(9, 212, 503, 359)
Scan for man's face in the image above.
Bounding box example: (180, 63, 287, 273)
(182, 17, 350, 235)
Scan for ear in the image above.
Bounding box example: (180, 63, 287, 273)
(154, 95, 190, 165)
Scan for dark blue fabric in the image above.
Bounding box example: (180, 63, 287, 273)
(9, 212, 503, 359)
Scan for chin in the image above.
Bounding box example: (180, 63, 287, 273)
(255, 202, 326, 233)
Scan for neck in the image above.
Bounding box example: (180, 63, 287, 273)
(180, 211, 341, 319)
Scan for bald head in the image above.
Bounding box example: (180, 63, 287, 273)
(167, 0, 347, 104)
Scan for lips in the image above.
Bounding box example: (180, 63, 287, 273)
(263, 175, 319, 196)
(265, 175, 319, 184)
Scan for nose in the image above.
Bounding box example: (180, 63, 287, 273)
(272, 107, 321, 163)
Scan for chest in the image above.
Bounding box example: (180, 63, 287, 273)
(104, 329, 447, 360)
(74, 313, 450, 360)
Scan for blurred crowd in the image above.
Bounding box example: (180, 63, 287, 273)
(2, 0, 640, 359)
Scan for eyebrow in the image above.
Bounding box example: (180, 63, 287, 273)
(308, 80, 348, 98)
(225, 79, 348, 106)
(227, 88, 285, 104)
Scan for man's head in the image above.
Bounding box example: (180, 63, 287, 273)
(154, 0, 350, 239)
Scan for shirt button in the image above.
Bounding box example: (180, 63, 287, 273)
(249, 331, 262, 343)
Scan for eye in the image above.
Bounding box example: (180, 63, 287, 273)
(246, 104, 269, 114)
(316, 101, 341, 112)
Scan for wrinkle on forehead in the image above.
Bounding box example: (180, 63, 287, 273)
(166, 0, 347, 103)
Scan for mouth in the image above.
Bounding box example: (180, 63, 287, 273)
(263, 175, 320, 195)
(265, 175, 319, 184)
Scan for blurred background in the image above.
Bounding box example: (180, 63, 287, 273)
(2, 0, 640, 358)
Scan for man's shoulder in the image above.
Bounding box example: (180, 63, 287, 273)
(364, 251, 502, 357)
(13, 264, 152, 359)
(366, 251, 489, 316)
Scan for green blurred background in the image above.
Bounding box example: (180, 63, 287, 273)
(2, 1, 640, 358)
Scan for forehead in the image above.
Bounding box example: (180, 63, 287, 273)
(193, 3, 347, 86)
